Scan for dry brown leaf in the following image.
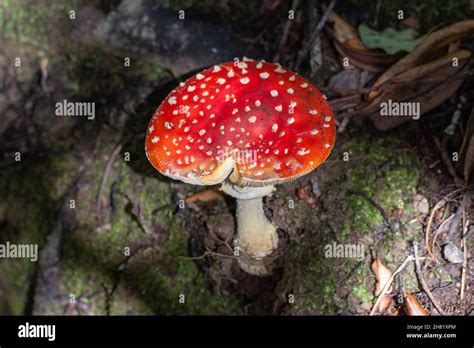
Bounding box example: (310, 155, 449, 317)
(333, 40, 402, 73)
(369, 20, 474, 99)
(327, 11, 362, 46)
(328, 11, 400, 72)
(463, 133, 474, 184)
(371, 256, 393, 312)
(392, 49, 470, 83)
(457, 109, 474, 185)
(357, 51, 469, 131)
(185, 188, 224, 203)
(405, 292, 429, 316)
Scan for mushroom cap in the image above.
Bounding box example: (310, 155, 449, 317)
(145, 58, 335, 187)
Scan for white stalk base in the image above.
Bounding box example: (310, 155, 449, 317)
(235, 196, 278, 275)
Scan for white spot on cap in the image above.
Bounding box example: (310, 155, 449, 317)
(275, 105, 282, 112)
(184, 126, 190, 133)
(260, 72, 269, 79)
(206, 137, 212, 144)
(270, 90, 278, 97)
(325, 116, 331, 121)
(256, 62, 263, 69)
(254, 170, 264, 176)
(325, 144, 330, 148)
(323, 124, 330, 128)
(227, 69, 235, 78)
(274, 66, 286, 73)
(310, 129, 319, 135)
(213, 65, 221, 72)
(196, 73, 205, 80)
(289, 75, 296, 81)
(165, 122, 173, 129)
(217, 78, 226, 85)
(237, 61, 248, 69)
(287, 88, 294, 94)
(296, 138, 302, 143)
(244, 106, 251, 112)
(148, 125, 154, 133)
(272, 124, 278, 132)
(232, 108, 238, 115)
(151, 136, 159, 143)
(240, 77, 250, 84)
(309, 109, 317, 115)
(248, 116, 257, 123)
(168, 96, 177, 105)
(187, 85, 196, 92)
(255, 100, 261, 107)
(287, 117, 295, 124)
(300, 83, 308, 88)
(199, 129, 206, 136)
(298, 148, 310, 155)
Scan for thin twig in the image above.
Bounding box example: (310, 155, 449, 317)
(460, 217, 468, 301)
(370, 254, 416, 315)
(433, 136, 464, 188)
(274, 0, 300, 61)
(181, 249, 239, 260)
(413, 243, 446, 315)
(425, 199, 447, 260)
(295, 0, 336, 71)
(96, 136, 131, 212)
(430, 213, 455, 259)
(348, 191, 395, 233)
(446, 193, 468, 242)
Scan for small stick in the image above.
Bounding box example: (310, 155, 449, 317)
(460, 217, 468, 301)
(430, 213, 455, 259)
(96, 136, 131, 212)
(446, 193, 467, 241)
(295, 0, 336, 71)
(413, 243, 446, 315)
(433, 136, 464, 188)
(181, 249, 238, 260)
(369, 254, 416, 316)
(274, 0, 300, 61)
(425, 199, 446, 260)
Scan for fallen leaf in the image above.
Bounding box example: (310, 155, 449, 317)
(371, 256, 393, 312)
(459, 109, 474, 185)
(328, 68, 374, 96)
(185, 188, 224, 203)
(358, 51, 470, 131)
(328, 11, 400, 73)
(369, 20, 474, 99)
(359, 24, 424, 55)
(405, 292, 429, 316)
(327, 11, 363, 47)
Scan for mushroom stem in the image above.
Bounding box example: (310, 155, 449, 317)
(235, 196, 278, 276)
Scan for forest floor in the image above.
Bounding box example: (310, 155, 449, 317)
(0, 0, 472, 315)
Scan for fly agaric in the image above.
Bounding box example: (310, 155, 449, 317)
(146, 58, 335, 275)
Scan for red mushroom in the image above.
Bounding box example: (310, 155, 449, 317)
(146, 58, 335, 275)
